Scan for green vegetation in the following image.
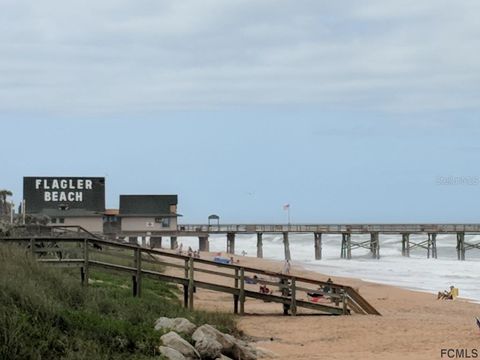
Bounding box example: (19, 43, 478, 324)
(0, 245, 236, 359)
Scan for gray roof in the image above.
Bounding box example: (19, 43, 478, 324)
(119, 195, 178, 216)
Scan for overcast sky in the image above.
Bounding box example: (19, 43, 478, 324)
(1, 1, 480, 223)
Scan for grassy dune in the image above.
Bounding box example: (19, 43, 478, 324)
(0, 245, 236, 359)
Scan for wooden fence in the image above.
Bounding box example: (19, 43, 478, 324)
(0, 234, 380, 316)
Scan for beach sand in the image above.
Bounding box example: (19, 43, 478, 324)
(166, 251, 480, 360)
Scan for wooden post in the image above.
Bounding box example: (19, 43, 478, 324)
(290, 277, 297, 316)
(283, 232, 291, 261)
(281, 277, 290, 315)
(132, 275, 137, 297)
(141, 236, 146, 247)
(83, 238, 89, 287)
(239, 268, 245, 315)
(342, 290, 348, 315)
(30, 238, 35, 257)
(183, 258, 189, 308)
(256, 233, 263, 258)
(314, 232, 322, 260)
(80, 267, 85, 286)
(188, 257, 194, 310)
(233, 268, 239, 314)
(170, 236, 178, 250)
(227, 232, 235, 254)
(133, 247, 142, 297)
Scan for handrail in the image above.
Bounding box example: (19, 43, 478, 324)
(0, 235, 380, 316)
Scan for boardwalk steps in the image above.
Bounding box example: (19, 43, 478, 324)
(0, 233, 380, 317)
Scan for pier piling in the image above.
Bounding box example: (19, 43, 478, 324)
(370, 232, 380, 259)
(283, 232, 291, 261)
(457, 232, 465, 260)
(227, 232, 235, 254)
(401, 233, 410, 257)
(257, 233, 263, 258)
(429, 233, 437, 259)
(314, 232, 322, 260)
(199, 236, 209, 252)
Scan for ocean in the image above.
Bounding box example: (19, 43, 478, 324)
(168, 233, 480, 301)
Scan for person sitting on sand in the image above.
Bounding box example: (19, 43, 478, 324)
(323, 278, 333, 293)
(437, 285, 458, 300)
(245, 275, 259, 284)
(307, 287, 324, 299)
(259, 283, 272, 294)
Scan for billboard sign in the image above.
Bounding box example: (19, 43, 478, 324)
(23, 177, 105, 214)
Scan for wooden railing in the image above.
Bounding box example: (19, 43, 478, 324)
(0, 234, 380, 316)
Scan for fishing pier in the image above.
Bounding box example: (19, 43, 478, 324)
(133, 223, 480, 261)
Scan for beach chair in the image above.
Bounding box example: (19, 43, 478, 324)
(451, 287, 459, 300)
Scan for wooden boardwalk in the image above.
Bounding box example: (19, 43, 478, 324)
(0, 226, 380, 317)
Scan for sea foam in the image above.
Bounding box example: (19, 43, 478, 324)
(167, 232, 480, 301)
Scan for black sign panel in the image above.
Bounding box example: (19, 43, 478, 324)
(23, 177, 105, 214)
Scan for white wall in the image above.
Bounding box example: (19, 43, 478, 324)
(121, 217, 177, 232)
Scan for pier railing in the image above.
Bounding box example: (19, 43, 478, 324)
(177, 223, 480, 234)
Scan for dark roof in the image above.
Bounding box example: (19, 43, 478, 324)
(119, 195, 178, 216)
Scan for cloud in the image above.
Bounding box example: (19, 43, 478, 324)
(0, 0, 479, 116)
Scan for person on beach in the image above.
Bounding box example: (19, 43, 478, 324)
(437, 285, 458, 300)
(324, 278, 333, 293)
(176, 243, 183, 255)
(187, 246, 193, 257)
(282, 259, 291, 275)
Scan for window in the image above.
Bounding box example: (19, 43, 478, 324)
(59, 218, 65, 224)
(162, 218, 170, 228)
(155, 217, 170, 228)
(51, 218, 57, 224)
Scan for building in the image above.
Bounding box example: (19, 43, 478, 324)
(119, 195, 180, 234)
(23, 177, 106, 233)
(103, 208, 121, 238)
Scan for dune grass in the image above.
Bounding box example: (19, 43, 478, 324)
(0, 244, 236, 359)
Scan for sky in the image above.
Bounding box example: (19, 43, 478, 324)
(1, 1, 480, 223)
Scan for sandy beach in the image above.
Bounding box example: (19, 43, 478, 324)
(167, 251, 480, 360)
